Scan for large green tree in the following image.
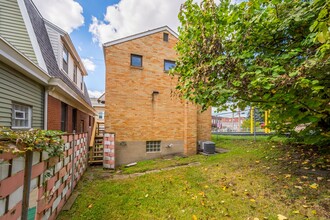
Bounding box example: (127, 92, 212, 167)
(174, 0, 330, 145)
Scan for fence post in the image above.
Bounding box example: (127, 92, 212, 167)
(21, 150, 33, 220)
(71, 134, 75, 191)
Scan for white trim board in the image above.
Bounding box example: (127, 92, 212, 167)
(103, 26, 178, 47)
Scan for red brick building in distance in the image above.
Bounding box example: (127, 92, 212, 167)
(103, 26, 211, 165)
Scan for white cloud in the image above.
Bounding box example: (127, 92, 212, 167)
(88, 0, 240, 45)
(88, 90, 104, 98)
(89, 0, 188, 45)
(82, 58, 96, 72)
(32, 0, 84, 33)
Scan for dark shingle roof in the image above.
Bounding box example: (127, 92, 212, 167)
(24, 0, 92, 106)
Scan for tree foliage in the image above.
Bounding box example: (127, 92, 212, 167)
(174, 0, 330, 145)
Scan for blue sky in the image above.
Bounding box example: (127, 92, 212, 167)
(33, 0, 186, 98)
(33, 0, 242, 98)
(70, 0, 120, 94)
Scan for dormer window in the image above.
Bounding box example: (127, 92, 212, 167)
(63, 46, 68, 73)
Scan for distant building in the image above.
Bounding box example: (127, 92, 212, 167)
(103, 26, 211, 165)
(212, 115, 246, 132)
(91, 93, 105, 123)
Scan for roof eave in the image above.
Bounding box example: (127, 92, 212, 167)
(103, 26, 178, 48)
(0, 36, 51, 85)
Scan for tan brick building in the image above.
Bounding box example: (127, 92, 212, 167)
(103, 26, 211, 165)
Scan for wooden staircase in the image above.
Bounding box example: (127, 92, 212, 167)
(89, 121, 105, 164)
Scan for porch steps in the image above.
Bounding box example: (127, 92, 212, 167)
(88, 122, 105, 164)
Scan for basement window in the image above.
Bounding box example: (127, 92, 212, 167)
(12, 103, 32, 129)
(131, 54, 142, 67)
(146, 141, 161, 152)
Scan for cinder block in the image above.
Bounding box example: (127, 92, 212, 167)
(64, 143, 70, 151)
(52, 196, 61, 211)
(64, 157, 70, 166)
(11, 157, 25, 175)
(32, 152, 41, 165)
(54, 161, 63, 173)
(0, 198, 6, 215)
(8, 186, 23, 210)
(42, 208, 51, 220)
(42, 151, 49, 161)
(30, 177, 38, 191)
(0, 163, 9, 181)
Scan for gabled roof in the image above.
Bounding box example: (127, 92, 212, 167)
(103, 26, 178, 47)
(43, 19, 88, 76)
(23, 0, 92, 106)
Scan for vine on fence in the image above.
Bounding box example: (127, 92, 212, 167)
(0, 127, 64, 157)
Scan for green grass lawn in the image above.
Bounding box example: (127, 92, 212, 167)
(58, 136, 329, 220)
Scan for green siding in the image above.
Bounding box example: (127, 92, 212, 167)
(0, 0, 37, 63)
(0, 62, 44, 129)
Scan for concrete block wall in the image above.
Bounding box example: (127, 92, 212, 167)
(104, 30, 212, 165)
(0, 133, 88, 220)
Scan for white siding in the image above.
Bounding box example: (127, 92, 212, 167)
(67, 52, 74, 80)
(45, 23, 61, 66)
(77, 68, 83, 91)
(0, 0, 37, 63)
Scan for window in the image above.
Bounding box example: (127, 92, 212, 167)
(98, 111, 104, 119)
(72, 108, 77, 132)
(164, 60, 176, 72)
(12, 103, 31, 129)
(63, 47, 68, 73)
(146, 141, 161, 152)
(73, 64, 77, 83)
(61, 103, 67, 132)
(131, 54, 142, 67)
(80, 77, 84, 90)
(163, 33, 169, 42)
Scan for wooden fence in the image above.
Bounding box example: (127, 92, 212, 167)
(0, 133, 88, 220)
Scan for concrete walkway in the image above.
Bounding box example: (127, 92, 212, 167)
(111, 162, 201, 180)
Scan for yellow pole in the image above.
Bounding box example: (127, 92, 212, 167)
(264, 110, 268, 133)
(250, 107, 254, 134)
(267, 110, 271, 133)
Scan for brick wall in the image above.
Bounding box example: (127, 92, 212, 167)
(0, 133, 88, 220)
(47, 95, 61, 130)
(197, 107, 212, 141)
(47, 95, 92, 137)
(104, 30, 211, 165)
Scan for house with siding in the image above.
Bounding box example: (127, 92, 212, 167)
(0, 0, 95, 135)
(103, 26, 211, 165)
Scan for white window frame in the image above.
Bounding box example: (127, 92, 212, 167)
(62, 46, 69, 73)
(98, 111, 104, 119)
(12, 103, 32, 129)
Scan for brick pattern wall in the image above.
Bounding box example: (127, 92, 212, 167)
(47, 95, 61, 130)
(103, 133, 115, 169)
(0, 133, 88, 220)
(104, 30, 211, 164)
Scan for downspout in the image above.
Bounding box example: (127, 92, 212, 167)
(44, 88, 48, 130)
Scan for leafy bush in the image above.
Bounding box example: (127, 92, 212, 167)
(0, 128, 64, 157)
